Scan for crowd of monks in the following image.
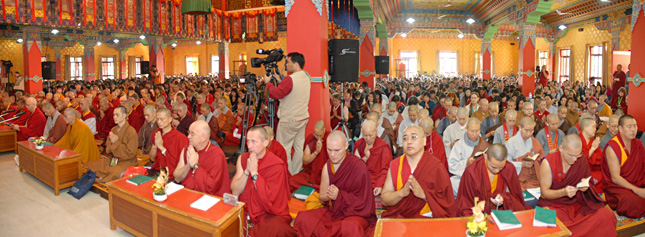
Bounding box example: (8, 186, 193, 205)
(1, 68, 644, 236)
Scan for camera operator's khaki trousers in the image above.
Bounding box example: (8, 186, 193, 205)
(276, 119, 308, 175)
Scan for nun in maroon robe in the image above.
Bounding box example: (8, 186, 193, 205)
(456, 155, 529, 216)
(602, 134, 645, 218)
(354, 137, 392, 190)
(538, 151, 617, 236)
(294, 153, 376, 236)
(381, 152, 455, 218)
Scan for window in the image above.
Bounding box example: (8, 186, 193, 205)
(439, 52, 458, 77)
(135, 57, 142, 78)
(211, 55, 219, 75)
(70, 57, 83, 80)
(538, 51, 548, 69)
(186, 56, 199, 75)
(41, 56, 47, 62)
(588, 45, 603, 85)
(101, 57, 115, 80)
(558, 49, 570, 82)
(400, 52, 417, 78)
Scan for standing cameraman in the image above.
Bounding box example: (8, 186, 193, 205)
(261, 52, 310, 175)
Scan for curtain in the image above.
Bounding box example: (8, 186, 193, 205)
(128, 56, 135, 77)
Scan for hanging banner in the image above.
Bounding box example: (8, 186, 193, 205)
(84, 0, 96, 27)
(231, 12, 242, 42)
(223, 12, 230, 41)
(262, 8, 277, 41)
(198, 14, 205, 38)
(2, 0, 20, 23)
(216, 10, 223, 41)
(105, 0, 116, 29)
(174, 4, 181, 34)
(30, 0, 47, 24)
(208, 10, 215, 39)
(186, 14, 194, 36)
(160, 0, 168, 34)
(143, 0, 151, 31)
(245, 10, 259, 42)
(126, 0, 136, 29)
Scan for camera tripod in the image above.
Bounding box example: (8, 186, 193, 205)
(333, 83, 351, 143)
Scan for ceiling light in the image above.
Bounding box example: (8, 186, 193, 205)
(97, 41, 102, 46)
(466, 18, 475, 24)
(401, 33, 407, 38)
(139, 35, 146, 40)
(196, 40, 202, 45)
(171, 43, 177, 47)
(406, 18, 415, 24)
(558, 25, 567, 30)
(16, 38, 23, 43)
(457, 33, 464, 39)
(113, 39, 119, 44)
(51, 29, 59, 34)
(600, 0, 610, 2)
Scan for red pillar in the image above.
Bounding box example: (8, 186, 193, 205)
(54, 48, 63, 81)
(359, 18, 375, 90)
(481, 39, 492, 80)
(218, 42, 230, 79)
(149, 37, 165, 83)
(518, 24, 536, 96)
(287, 0, 331, 133)
(549, 40, 556, 83)
(22, 26, 43, 94)
(629, 2, 645, 126)
(83, 41, 96, 81)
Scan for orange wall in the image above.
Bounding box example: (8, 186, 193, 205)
(0, 39, 24, 82)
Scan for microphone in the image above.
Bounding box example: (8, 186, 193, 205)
(14, 111, 26, 117)
(1, 109, 15, 115)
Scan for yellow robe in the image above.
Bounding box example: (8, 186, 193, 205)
(55, 119, 101, 163)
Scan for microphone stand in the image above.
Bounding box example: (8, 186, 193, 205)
(0, 116, 20, 124)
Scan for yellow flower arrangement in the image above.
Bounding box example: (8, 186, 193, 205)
(34, 136, 46, 146)
(466, 197, 488, 236)
(152, 167, 169, 195)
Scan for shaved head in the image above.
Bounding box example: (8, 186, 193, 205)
(327, 130, 347, 145)
(562, 134, 582, 149)
(487, 144, 508, 162)
(314, 120, 324, 131)
(419, 117, 434, 130)
(157, 108, 172, 118)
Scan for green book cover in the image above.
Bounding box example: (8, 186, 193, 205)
(491, 210, 522, 230)
(523, 190, 535, 200)
(533, 206, 556, 227)
(127, 175, 153, 186)
(294, 186, 315, 200)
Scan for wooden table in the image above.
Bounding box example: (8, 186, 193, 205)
(107, 177, 245, 237)
(17, 140, 82, 196)
(375, 209, 571, 237)
(0, 125, 16, 152)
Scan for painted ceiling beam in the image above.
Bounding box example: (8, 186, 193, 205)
(354, 0, 373, 20)
(526, 0, 553, 24)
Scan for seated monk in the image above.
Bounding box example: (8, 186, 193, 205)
(295, 131, 376, 236)
(11, 98, 30, 126)
(150, 108, 189, 181)
(493, 110, 518, 145)
(381, 125, 455, 218)
(557, 106, 573, 133)
(519, 102, 544, 136)
(214, 97, 235, 134)
(448, 118, 489, 196)
(264, 126, 288, 168)
(79, 98, 97, 135)
(419, 117, 447, 172)
(290, 121, 329, 192)
(95, 98, 115, 140)
(137, 105, 158, 165)
(456, 144, 529, 216)
(197, 103, 220, 145)
(506, 117, 545, 190)
(480, 102, 500, 142)
(125, 94, 145, 132)
(55, 108, 101, 163)
(536, 114, 565, 155)
(84, 106, 138, 182)
(10, 97, 46, 141)
(443, 107, 469, 157)
(566, 101, 580, 131)
(41, 102, 67, 143)
(603, 115, 645, 218)
(353, 120, 393, 196)
(172, 103, 194, 136)
(223, 103, 253, 146)
(231, 127, 296, 237)
(578, 118, 603, 192)
(368, 105, 395, 152)
(1, 95, 17, 119)
(174, 121, 231, 196)
(537, 134, 617, 236)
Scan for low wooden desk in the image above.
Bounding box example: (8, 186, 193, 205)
(17, 140, 82, 195)
(0, 125, 16, 152)
(375, 209, 571, 237)
(107, 178, 245, 237)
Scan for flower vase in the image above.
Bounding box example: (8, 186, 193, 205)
(466, 230, 485, 237)
(153, 192, 167, 202)
(35, 144, 43, 150)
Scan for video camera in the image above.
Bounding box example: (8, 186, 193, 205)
(251, 48, 284, 76)
(1, 60, 13, 68)
(239, 72, 257, 85)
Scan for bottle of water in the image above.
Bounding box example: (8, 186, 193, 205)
(529, 92, 533, 99)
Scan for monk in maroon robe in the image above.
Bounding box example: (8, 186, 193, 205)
(150, 108, 189, 181)
(95, 99, 115, 140)
(172, 103, 194, 136)
(602, 115, 645, 218)
(231, 127, 296, 237)
(354, 120, 392, 196)
(1, 95, 18, 119)
(127, 101, 145, 133)
(294, 131, 376, 236)
(381, 125, 455, 218)
(11, 98, 46, 141)
(456, 144, 529, 216)
(12, 98, 30, 126)
(578, 118, 604, 192)
(174, 121, 231, 197)
(538, 134, 617, 236)
(419, 117, 448, 172)
(264, 126, 288, 169)
(290, 121, 329, 192)
(611, 64, 626, 98)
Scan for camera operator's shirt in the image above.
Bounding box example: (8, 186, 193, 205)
(266, 70, 310, 121)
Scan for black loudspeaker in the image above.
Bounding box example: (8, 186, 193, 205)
(328, 39, 359, 82)
(375, 56, 389, 74)
(141, 61, 150, 74)
(41, 61, 55, 79)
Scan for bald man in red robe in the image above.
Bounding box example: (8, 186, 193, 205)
(95, 99, 115, 140)
(264, 126, 288, 169)
(538, 134, 617, 236)
(603, 115, 645, 218)
(150, 108, 189, 181)
(419, 117, 448, 172)
(354, 120, 392, 196)
(294, 131, 376, 236)
(231, 127, 295, 237)
(125, 100, 145, 132)
(11, 98, 30, 126)
(578, 118, 604, 192)
(174, 121, 231, 197)
(381, 125, 455, 218)
(290, 121, 329, 192)
(456, 144, 529, 216)
(11, 97, 46, 141)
